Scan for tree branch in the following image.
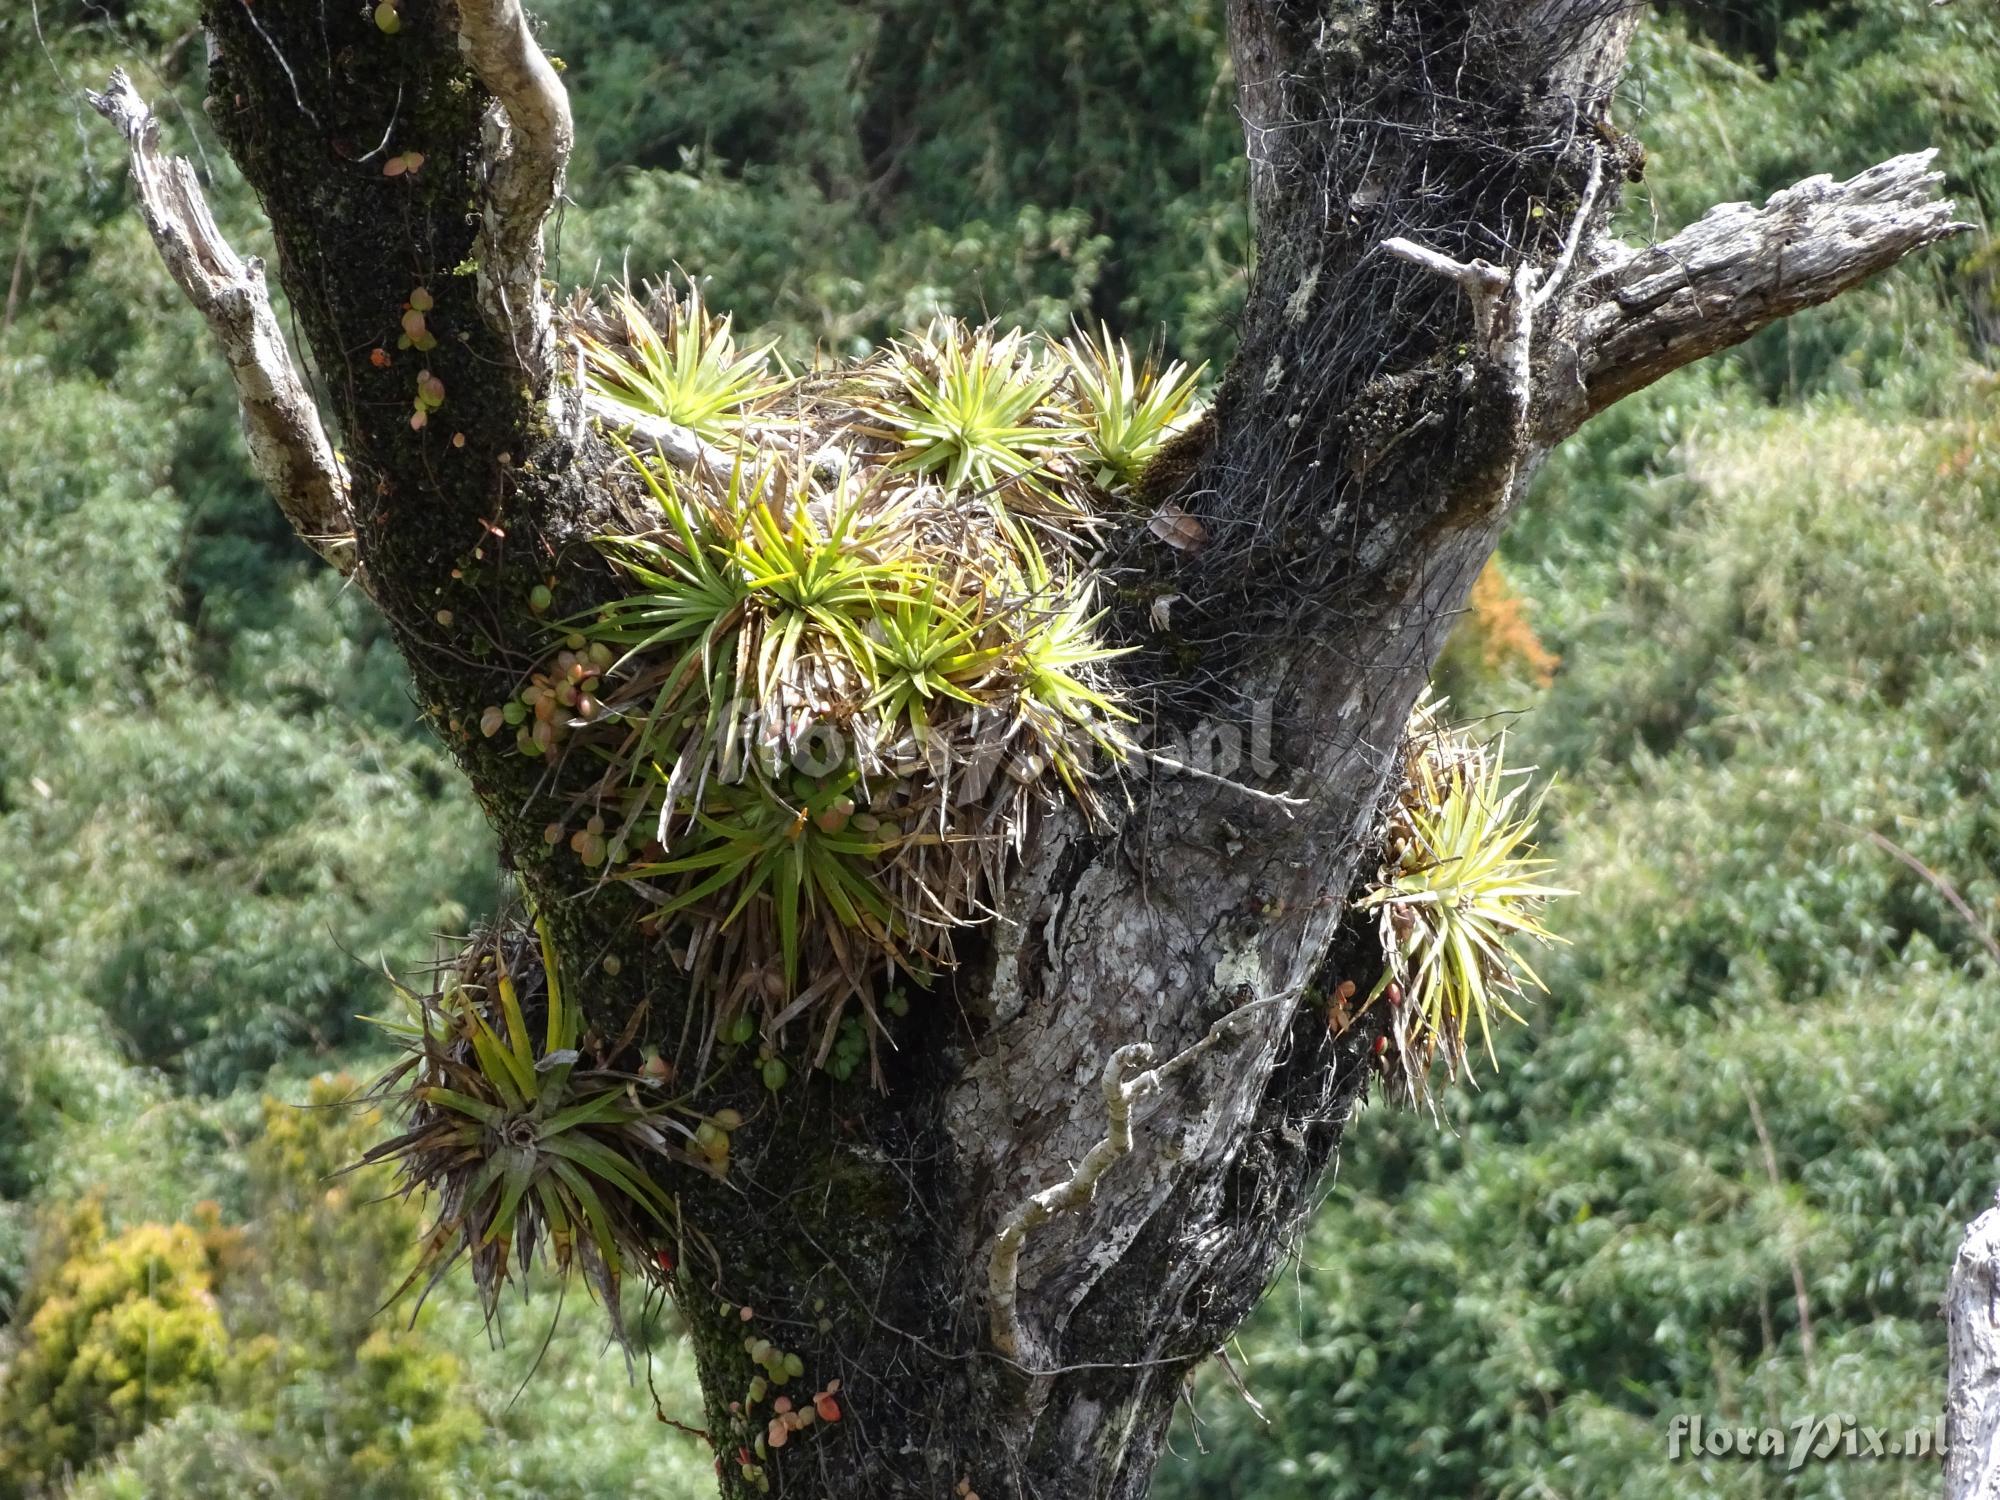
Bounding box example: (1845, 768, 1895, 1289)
(1577, 151, 1970, 418)
(1380, 147, 1606, 505)
(1946, 1186, 2000, 1500)
(1379, 238, 1510, 344)
(582, 391, 774, 493)
(86, 68, 358, 584)
(1531, 148, 1608, 315)
(454, 0, 574, 385)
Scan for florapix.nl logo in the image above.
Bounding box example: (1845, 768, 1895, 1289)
(1667, 1413, 1948, 1471)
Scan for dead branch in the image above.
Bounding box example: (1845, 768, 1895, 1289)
(582, 391, 766, 490)
(1379, 238, 1511, 345)
(1576, 151, 1970, 420)
(1530, 148, 1607, 314)
(1381, 149, 1604, 506)
(454, 0, 574, 385)
(1386, 148, 1604, 349)
(1841, 823, 2000, 969)
(1739, 1077, 1817, 1377)
(86, 69, 358, 584)
(1946, 1187, 2000, 1500)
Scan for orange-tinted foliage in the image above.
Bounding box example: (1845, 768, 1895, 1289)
(1456, 557, 1559, 689)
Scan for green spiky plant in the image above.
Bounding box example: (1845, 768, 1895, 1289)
(587, 448, 943, 796)
(470, 314, 1171, 1071)
(580, 283, 787, 443)
(1058, 322, 1206, 490)
(360, 915, 730, 1341)
(867, 321, 1081, 505)
(566, 447, 1130, 1058)
(728, 470, 923, 704)
(1353, 698, 1570, 1105)
(863, 580, 1001, 740)
(626, 769, 898, 1000)
(1001, 536, 1134, 798)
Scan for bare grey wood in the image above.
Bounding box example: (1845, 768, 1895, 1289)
(1947, 1188, 2000, 1500)
(455, 0, 574, 385)
(86, 69, 358, 584)
(1576, 152, 1968, 420)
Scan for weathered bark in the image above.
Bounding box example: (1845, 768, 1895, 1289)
(1946, 1188, 2000, 1500)
(94, 2, 1963, 1496)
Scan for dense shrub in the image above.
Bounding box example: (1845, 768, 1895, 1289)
(0, 1202, 229, 1494)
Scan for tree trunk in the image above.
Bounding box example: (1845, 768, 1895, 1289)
(90, 1, 1962, 1495)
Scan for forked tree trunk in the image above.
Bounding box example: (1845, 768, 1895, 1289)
(90, 1, 1961, 1494)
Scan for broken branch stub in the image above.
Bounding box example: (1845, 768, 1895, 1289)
(1575, 151, 1970, 421)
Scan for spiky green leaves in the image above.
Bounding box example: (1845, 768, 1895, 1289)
(360, 919, 724, 1344)
(581, 285, 786, 442)
(863, 582, 998, 739)
(542, 307, 1198, 1065)
(1355, 699, 1571, 1105)
(869, 323, 1080, 504)
(567, 442, 1131, 1054)
(1059, 322, 1205, 490)
(628, 772, 895, 994)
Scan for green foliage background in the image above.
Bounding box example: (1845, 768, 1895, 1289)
(0, 1, 1994, 1495)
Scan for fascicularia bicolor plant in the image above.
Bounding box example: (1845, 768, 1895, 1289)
(484, 297, 1205, 1074)
(1057, 321, 1206, 491)
(1351, 696, 1571, 1107)
(578, 282, 787, 443)
(358, 913, 733, 1345)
